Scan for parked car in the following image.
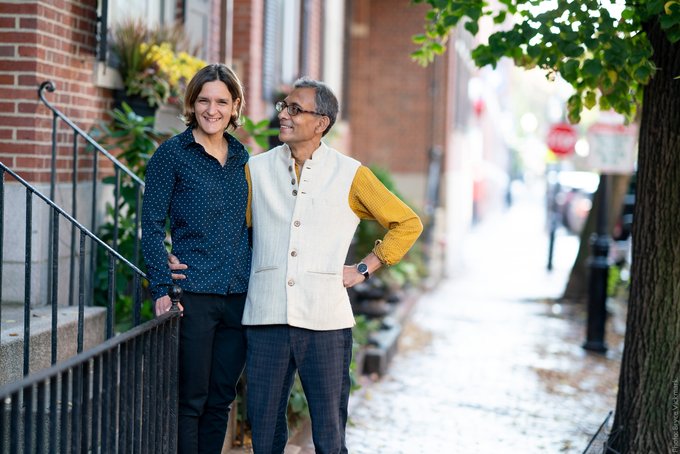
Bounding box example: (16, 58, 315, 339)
(550, 170, 600, 235)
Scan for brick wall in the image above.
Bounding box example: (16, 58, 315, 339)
(301, 0, 323, 79)
(0, 0, 113, 183)
(233, 0, 266, 124)
(347, 0, 450, 175)
(208, 0, 222, 63)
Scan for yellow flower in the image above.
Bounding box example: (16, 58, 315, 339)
(130, 41, 207, 106)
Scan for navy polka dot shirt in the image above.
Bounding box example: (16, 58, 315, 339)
(141, 127, 251, 301)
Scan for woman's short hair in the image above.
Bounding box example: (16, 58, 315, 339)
(293, 77, 338, 136)
(183, 64, 245, 131)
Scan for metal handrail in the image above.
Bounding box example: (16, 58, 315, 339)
(0, 309, 173, 398)
(0, 162, 146, 377)
(38, 81, 144, 188)
(37, 80, 146, 308)
(0, 163, 144, 276)
(0, 304, 180, 453)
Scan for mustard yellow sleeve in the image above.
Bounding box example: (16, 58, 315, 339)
(245, 163, 252, 228)
(349, 166, 423, 265)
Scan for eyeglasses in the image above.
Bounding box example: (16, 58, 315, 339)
(275, 100, 324, 117)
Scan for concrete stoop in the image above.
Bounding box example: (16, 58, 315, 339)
(0, 305, 107, 387)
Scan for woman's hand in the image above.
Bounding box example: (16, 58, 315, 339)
(154, 295, 184, 316)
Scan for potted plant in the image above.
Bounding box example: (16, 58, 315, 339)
(110, 19, 206, 117)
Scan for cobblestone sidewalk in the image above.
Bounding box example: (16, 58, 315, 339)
(341, 185, 623, 453)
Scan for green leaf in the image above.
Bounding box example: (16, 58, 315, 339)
(430, 41, 446, 54)
(647, 0, 666, 15)
(621, 8, 636, 20)
(582, 59, 603, 78)
(634, 64, 653, 84)
(443, 14, 461, 28)
(599, 95, 611, 111)
(254, 118, 271, 129)
(665, 26, 680, 42)
(584, 91, 597, 109)
(527, 45, 542, 59)
(560, 59, 580, 83)
(412, 33, 428, 44)
(560, 42, 584, 58)
(464, 20, 479, 35)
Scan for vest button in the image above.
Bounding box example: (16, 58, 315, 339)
(291, 178, 296, 185)
(294, 220, 301, 227)
(291, 250, 297, 257)
(288, 165, 293, 172)
(287, 279, 295, 286)
(292, 189, 298, 196)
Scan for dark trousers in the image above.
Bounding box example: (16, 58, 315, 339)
(177, 291, 247, 454)
(245, 325, 353, 454)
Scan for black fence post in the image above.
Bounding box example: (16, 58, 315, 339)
(583, 174, 609, 353)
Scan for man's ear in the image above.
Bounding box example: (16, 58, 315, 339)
(315, 116, 330, 135)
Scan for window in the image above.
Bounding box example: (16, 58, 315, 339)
(262, 0, 301, 103)
(95, 0, 177, 88)
(106, 0, 176, 31)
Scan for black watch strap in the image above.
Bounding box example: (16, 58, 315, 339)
(357, 262, 370, 280)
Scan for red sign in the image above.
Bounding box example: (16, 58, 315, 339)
(547, 123, 578, 156)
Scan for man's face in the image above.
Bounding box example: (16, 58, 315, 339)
(278, 87, 325, 147)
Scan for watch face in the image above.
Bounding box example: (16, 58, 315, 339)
(357, 263, 368, 274)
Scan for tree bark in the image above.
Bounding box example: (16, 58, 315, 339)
(609, 20, 680, 453)
(561, 174, 630, 303)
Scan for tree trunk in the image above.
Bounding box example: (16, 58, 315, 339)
(609, 20, 680, 453)
(561, 174, 630, 303)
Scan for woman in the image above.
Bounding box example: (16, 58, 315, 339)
(141, 64, 250, 453)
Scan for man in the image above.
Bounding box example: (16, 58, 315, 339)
(244, 77, 422, 453)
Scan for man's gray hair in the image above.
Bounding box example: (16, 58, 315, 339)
(294, 77, 338, 136)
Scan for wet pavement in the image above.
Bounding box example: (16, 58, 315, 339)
(232, 182, 625, 453)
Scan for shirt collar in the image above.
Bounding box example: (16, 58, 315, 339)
(178, 126, 250, 165)
(281, 141, 329, 167)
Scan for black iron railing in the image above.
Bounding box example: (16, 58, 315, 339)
(38, 81, 145, 307)
(0, 290, 181, 454)
(0, 163, 146, 371)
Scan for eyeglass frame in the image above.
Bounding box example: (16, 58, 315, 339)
(275, 100, 325, 117)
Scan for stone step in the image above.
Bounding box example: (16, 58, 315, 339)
(0, 304, 106, 387)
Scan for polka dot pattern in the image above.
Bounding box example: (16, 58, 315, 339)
(141, 127, 251, 301)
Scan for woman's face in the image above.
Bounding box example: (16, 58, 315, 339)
(192, 80, 240, 138)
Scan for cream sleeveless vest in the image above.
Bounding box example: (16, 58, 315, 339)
(243, 143, 361, 330)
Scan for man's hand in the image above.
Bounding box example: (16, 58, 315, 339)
(154, 295, 184, 316)
(342, 265, 367, 288)
(343, 253, 382, 288)
(168, 253, 188, 280)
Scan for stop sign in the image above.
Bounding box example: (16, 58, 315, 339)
(547, 123, 578, 156)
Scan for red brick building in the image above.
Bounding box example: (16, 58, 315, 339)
(0, 0, 505, 301)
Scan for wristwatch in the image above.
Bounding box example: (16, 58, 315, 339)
(356, 262, 370, 280)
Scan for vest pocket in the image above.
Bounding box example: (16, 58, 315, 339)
(254, 265, 278, 273)
(306, 270, 340, 276)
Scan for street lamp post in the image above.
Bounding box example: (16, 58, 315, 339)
(583, 173, 609, 353)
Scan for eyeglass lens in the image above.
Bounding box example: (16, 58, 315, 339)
(276, 101, 299, 116)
